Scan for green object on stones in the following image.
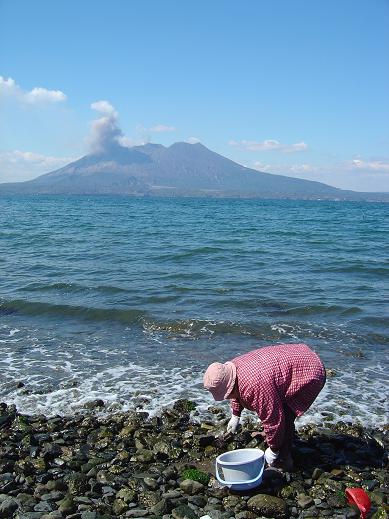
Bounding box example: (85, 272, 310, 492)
(173, 399, 198, 413)
(372, 507, 389, 519)
(180, 468, 210, 485)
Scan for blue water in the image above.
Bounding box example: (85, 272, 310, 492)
(0, 196, 388, 426)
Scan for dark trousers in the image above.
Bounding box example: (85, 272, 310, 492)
(280, 405, 296, 457)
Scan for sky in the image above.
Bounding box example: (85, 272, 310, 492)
(0, 0, 388, 192)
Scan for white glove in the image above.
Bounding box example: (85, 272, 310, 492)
(264, 447, 279, 466)
(226, 414, 240, 433)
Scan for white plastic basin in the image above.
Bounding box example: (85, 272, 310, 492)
(215, 448, 264, 490)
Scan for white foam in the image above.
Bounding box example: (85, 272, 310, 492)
(0, 325, 387, 426)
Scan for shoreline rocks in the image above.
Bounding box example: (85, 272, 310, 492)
(0, 400, 387, 518)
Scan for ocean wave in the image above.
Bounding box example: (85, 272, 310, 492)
(17, 282, 131, 295)
(2, 298, 385, 346)
(0, 298, 146, 323)
(314, 264, 389, 275)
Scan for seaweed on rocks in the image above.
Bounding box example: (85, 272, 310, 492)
(0, 400, 387, 519)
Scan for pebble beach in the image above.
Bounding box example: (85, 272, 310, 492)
(0, 399, 388, 519)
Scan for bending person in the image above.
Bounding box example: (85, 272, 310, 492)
(203, 343, 326, 471)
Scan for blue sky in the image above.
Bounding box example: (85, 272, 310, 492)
(1, 0, 388, 191)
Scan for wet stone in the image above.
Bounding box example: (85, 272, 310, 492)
(115, 488, 137, 503)
(33, 501, 56, 512)
(80, 512, 97, 519)
(124, 509, 149, 517)
(0, 403, 388, 519)
(179, 479, 205, 495)
(40, 512, 63, 519)
(56, 494, 76, 515)
(150, 497, 168, 515)
(143, 477, 159, 490)
(247, 494, 288, 518)
(188, 494, 207, 508)
(112, 498, 128, 515)
(40, 491, 65, 501)
(297, 494, 315, 509)
(171, 504, 198, 519)
(15, 514, 43, 519)
(0, 496, 18, 517)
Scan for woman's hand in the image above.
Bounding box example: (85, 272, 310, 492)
(226, 414, 240, 433)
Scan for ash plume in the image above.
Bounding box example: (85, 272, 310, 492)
(88, 101, 124, 154)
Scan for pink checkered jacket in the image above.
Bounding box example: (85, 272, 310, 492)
(230, 343, 325, 450)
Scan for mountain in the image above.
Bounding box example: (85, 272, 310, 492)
(1, 142, 388, 201)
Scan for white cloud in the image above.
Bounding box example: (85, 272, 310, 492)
(0, 76, 17, 94)
(0, 76, 67, 104)
(346, 159, 389, 173)
(0, 150, 76, 183)
(149, 124, 176, 133)
(24, 87, 66, 104)
(187, 137, 201, 144)
(251, 157, 389, 191)
(230, 139, 308, 153)
(253, 160, 319, 175)
(253, 161, 273, 173)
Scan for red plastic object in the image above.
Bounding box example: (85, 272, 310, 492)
(345, 487, 371, 519)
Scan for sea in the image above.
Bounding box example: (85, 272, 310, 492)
(0, 196, 388, 428)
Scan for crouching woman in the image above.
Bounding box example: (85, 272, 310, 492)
(203, 343, 326, 471)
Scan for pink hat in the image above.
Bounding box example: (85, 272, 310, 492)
(203, 361, 237, 401)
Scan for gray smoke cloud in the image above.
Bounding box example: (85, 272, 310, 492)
(88, 100, 125, 154)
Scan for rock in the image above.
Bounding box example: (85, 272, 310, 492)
(33, 501, 56, 512)
(150, 498, 168, 515)
(370, 491, 386, 506)
(56, 494, 76, 515)
(162, 490, 181, 499)
(42, 443, 62, 459)
(189, 495, 207, 508)
(138, 490, 161, 508)
(198, 435, 216, 448)
(179, 479, 205, 495)
(84, 400, 105, 410)
(14, 513, 43, 519)
(112, 498, 128, 515)
(247, 494, 288, 518)
(162, 465, 177, 479)
(0, 496, 18, 517)
(154, 440, 182, 460)
(171, 504, 198, 519)
(15, 493, 36, 512)
(173, 399, 197, 413)
(40, 491, 65, 501)
(66, 473, 89, 495)
(297, 494, 315, 509)
(115, 488, 137, 503)
(124, 509, 149, 517)
(134, 449, 154, 463)
(45, 479, 67, 491)
(80, 512, 97, 519)
(143, 476, 159, 490)
(40, 512, 63, 519)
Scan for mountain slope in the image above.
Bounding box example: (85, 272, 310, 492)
(1, 142, 388, 200)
